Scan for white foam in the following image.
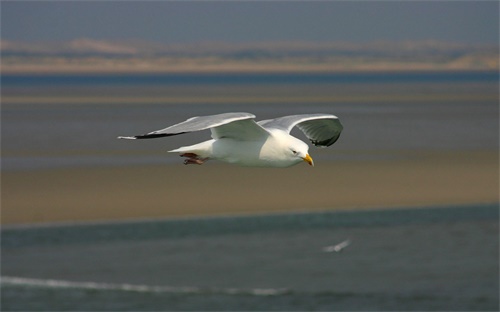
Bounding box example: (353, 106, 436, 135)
(1, 276, 289, 296)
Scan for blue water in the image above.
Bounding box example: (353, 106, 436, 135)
(1, 204, 499, 311)
(2, 204, 498, 248)
(2, 71, 498, 86)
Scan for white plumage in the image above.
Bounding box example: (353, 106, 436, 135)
(118, 112, 343, 167)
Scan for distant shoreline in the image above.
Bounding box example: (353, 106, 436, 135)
(3, 39, 497, 74)
(2, 56, 498, 75)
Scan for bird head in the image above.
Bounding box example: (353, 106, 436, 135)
(288, 139, 314, 166)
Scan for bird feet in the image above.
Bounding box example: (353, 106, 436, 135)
(180, 153, 209, 165)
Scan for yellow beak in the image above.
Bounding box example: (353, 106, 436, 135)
(302, 154, 314, 166)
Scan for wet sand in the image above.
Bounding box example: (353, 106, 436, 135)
(2, 150, 497, 225)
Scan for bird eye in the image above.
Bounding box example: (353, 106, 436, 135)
(292, 150, 297, 155)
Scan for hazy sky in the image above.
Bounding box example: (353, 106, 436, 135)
(1, 1, 498, 44)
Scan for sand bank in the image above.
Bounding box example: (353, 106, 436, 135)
(1, 150, 497, 225)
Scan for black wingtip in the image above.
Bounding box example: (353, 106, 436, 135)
(132, 133, 171, 139)
(117, 132, 186, 140)
(311, 133, 342, 147)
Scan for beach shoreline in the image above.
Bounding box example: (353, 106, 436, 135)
(2, 150, 498, 226)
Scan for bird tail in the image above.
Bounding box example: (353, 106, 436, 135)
(168, 140, 213, 158)
(168, 146, 192, 153)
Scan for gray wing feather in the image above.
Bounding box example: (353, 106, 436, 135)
(210, 118, 269, 140)
(118, 112, 268, 140)
(258, 114, 343, 147)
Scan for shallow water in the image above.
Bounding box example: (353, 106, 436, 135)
(1, 71, 498, 171)
(1, 100, 498, 171)
(2, 204, 499, 311)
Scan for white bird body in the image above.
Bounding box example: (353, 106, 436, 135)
(170, 130, 310, 167)
(119, 112, 343, 167)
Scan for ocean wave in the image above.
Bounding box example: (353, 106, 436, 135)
(1, 276, 290, 297)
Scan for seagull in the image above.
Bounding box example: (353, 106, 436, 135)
(118, 112, 343, 167)
(322, 239, 351, 253)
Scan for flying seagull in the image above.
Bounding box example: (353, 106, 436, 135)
(118, 112, 343, 167)
(322, 239, 351, 253)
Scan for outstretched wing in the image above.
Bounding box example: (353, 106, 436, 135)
(118, 112, 269, 141)
(258, 114, 343, 147)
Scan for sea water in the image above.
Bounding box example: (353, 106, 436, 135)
(2, 71, 498, 86)
(2, 71, 499, 171)
(1, 204, 499, 311)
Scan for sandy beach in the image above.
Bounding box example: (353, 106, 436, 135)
(2, 150, 497, 225)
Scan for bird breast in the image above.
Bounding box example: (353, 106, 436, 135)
(212, 136, 298, 168)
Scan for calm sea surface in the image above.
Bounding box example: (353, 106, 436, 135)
(2, 204, 499, 311)
(1, 72, 499, 310)
(2, 71, 498, 86)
